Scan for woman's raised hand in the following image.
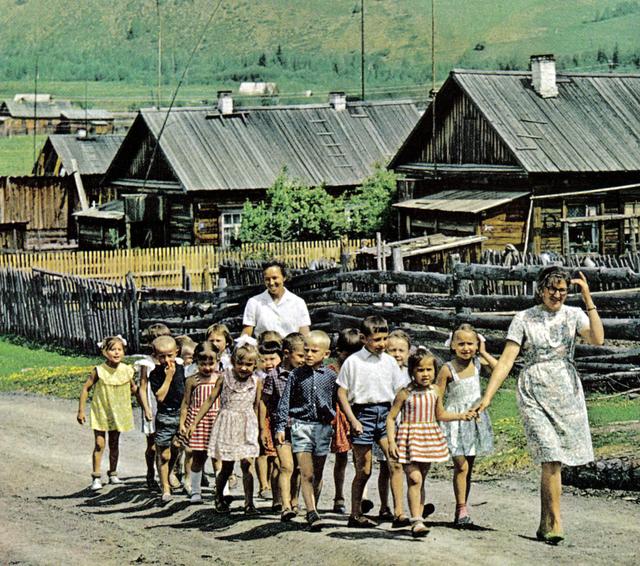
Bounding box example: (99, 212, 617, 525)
(571, 271, 592, 302)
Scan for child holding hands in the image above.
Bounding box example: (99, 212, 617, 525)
(188, 343, 262, 514)
(274, 331, 337, 530)
(387, 347, 474, 537)
(179, 342, 222, 503)
(437, 324, 496, 527)
(77, 335, 137, 490)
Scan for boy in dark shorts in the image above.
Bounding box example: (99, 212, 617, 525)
(140, 335, 185, 502)
(337, 316, 409, 528)
(275, 331, 337, 531)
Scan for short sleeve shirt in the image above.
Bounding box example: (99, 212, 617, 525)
(336, 348, 404, 404)
(149, 364, 185, 412)
(242, 288, 311, 337)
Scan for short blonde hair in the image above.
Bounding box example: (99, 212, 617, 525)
(306, 330, 331, 350)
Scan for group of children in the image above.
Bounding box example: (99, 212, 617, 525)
(76, 315, 497, 537)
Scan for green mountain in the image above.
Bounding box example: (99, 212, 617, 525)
(1, 0, 639, 109)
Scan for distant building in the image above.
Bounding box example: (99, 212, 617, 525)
(0, 94, 114, 136)
(391, 55, 640, 255)
(99, 92, 421, 249)
(238, 82, 279, 96)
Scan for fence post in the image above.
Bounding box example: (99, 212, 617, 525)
(450, 253, 471, 315)
(392, 247, 406, 296)
(125, 272, 140, 353)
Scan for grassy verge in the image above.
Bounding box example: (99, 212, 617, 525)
(0, 135, 47, 176)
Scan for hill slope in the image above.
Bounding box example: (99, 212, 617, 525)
(0, 0, 639, 107)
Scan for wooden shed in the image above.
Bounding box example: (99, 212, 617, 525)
(101, 93, 422, 249)
(390, 56, 640, 255)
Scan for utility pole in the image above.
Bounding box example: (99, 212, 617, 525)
(360, 0, 365, 100)
(157, 0, 162, 108)
(431, 0, 438, 178)
(33, 56, 38, 166)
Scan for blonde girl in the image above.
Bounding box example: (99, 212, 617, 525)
(77, 335, 137, 490)
(188, 343, 262, 514)
(437, 323, 497, 527)
(206, 323, 233, 371)
(179, 342, 222, 503)
(387, 348, 473, 537)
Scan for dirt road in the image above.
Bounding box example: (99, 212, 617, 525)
(0, 394, 638, 565)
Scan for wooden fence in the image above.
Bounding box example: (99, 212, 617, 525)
(0, 239, 370, 291)
(0, 268, 138, 352)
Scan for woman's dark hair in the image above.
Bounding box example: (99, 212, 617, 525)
(263, 260, 287, 279)
(258, 340, 283, 357)
(535, 266, 571, 303)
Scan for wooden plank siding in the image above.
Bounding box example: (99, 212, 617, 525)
(419, 90, 519, 166)
(480, 199, 528, 249)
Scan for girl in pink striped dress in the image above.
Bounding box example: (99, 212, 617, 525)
(387, 347, 474, 537)
(179, 342, 222, 504)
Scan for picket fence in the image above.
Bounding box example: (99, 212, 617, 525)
(0, 239, 370, 290)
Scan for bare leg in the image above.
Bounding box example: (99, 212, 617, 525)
(92, 431, 106, 476)
(270, 456, 281, 506)
(540, 461, 563, 534)
(378, 461, 390, 512)
(276, 444, 295, 510)
(256, 454, 270, 494)
(378, 437, 405, 518)
(333, 451, 348, 506)
(240, 458, 255, 508)
(183, 447, 193, 488)
(145, 434, 156, 480)
(312, 454, 327, 504)
(351, 445, 373, 518)
(107, 431, 120, 475)
(291, 466, 301, 509)
(157, 445, 173, 495)
(296, 451, 318, 512)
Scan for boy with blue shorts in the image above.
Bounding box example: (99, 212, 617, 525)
(337, 315, 408, 528)
(275, 330, 337, 531)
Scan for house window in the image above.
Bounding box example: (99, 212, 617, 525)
(567, 204, 598, 253)
(221, 209, 242, 247)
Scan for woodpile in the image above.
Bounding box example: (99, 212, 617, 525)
(563, 458, 640, 492)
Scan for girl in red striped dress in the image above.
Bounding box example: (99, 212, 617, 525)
(179, 342, 222, 504)
(387, 347, 474, 537)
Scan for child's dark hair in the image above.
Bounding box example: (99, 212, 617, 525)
(450, 323, 480, 353)
(259, 339, 283, 357)
(145, 323, 171, 340)
(335, 328, 362, 355)
(194, 341, 220, 361)
(360, 315, 388, 337)
(205, 323, 233, 350)
(283, 332, 305, 353)
(408, 346, 440, 379)
(257, 330, 283, 346)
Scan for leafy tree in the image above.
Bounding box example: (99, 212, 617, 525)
(239, 171, 348, 242)
(345, 165, 398, 238)
(239, 167, 399, 243)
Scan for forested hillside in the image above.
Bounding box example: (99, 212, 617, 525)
(1, 0, 639, 108)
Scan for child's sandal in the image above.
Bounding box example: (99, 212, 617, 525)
(213, 497, 230, 514)
(244, 504, 258, 516)
(411, 519, 429, 538)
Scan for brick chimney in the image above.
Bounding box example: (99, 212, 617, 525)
(329, 91, 347, 111)
(217, 90, 233, 115)
(530, 54, 558, 98)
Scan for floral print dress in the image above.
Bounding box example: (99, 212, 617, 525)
(506, 304, 593, 466)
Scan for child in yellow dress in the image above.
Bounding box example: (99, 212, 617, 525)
(77, 335, 138, 491)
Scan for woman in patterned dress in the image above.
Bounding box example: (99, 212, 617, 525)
(179, 342, 222, 503)
(187, 343, 262, 514)
(475, 267, 604, 544)
(387, 347, 473, 537)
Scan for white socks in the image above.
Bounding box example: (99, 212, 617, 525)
(191, 470, 202, 496)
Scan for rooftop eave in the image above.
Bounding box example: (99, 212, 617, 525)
(395, 163, 527, 178)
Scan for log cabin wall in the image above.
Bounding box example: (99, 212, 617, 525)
(480, 198, 528, 249)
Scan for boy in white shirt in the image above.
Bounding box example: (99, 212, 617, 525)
(337, 316, 410, 528)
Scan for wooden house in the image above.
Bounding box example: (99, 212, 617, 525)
(100, 92, 422, 248)
(34, 134, 124, 204)
(391, 55, 640, 255)
(0, 94, 113, 137)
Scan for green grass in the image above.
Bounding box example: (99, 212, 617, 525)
(0, 135, 47, 176)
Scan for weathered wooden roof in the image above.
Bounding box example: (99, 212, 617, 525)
(393, 69, 640, 174)
(393, 189, 530, 213)
(0, 99, 73, 119)
(61, 109, 113, 121)
(40, 134, 124, 175)
(455, 70, 640, 173)
(129, 100, 421, 192)
(73, 198, 124, 220)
